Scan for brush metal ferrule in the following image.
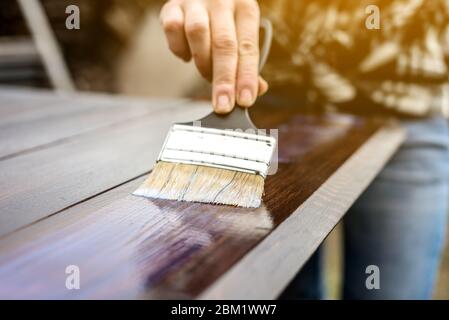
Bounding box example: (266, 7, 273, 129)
(157, 124, 276, 178)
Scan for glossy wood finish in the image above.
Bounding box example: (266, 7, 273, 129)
(0, 87, 405, 299)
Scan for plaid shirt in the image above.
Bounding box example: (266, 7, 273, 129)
(260, 0, 449, 117)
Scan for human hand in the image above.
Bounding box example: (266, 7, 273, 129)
(160, 0, 269, 113)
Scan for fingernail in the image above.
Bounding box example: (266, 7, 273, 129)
(216, 94, 231, 112)
(239, 89, 254, 107)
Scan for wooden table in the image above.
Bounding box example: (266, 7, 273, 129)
(0, 87, 405, 299)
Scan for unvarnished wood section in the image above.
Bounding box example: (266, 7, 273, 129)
(0, 89, 209, 236)
(0, 87, 185, 159)
(0, 89, 405, 299)
(0, 87, 183, 126)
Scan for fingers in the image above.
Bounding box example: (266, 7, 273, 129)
(210, 0, 238, 113)
(161, 0, 268, 113)
(184, 1, 212, 80)
(160, 1, 191, 61)
(235, 0, 260, 107)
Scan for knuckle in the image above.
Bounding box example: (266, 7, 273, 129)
(238, 70, 258, 81)
(238, 39, 258, 56)
(238, 74, 258, 87)
(185, 21, 208, 38)
(214, 72, 235, 85)
(162, 18, 183, 33)
(213, 34, 237, 54)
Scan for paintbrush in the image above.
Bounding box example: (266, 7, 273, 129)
(133, 18, 275, 208)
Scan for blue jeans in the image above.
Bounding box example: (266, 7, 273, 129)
(280, 117, 449, 299)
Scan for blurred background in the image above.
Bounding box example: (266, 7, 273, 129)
(0, 0, 447, 299)
(0, 0, 207, 96)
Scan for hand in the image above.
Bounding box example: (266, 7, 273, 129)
(160, 0, 269, 113)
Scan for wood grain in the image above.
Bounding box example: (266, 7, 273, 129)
(0, 88, 187, 159)
(0, 91, 405, 299)
(200, 125, 405, 299)
(0, 96, 209, 236)
(0, 87, 160, 125)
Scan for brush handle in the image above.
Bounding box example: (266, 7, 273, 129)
(258, 17, 273, 73)
(184, 18, 273, 130)
(193, 106, 257, 130)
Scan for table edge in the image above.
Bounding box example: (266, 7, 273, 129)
(198, 123, 406, 299)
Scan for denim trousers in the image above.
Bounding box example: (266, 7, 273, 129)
(280, 116, 449, 299)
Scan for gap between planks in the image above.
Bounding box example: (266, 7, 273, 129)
(0, 97, 209, 236)
(0, 88, 192, 159)
(0, 118, 402, 299)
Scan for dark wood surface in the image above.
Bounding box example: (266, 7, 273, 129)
(0, 87, 405, 299)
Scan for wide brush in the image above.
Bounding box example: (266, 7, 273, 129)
(133, 18, 275, 208)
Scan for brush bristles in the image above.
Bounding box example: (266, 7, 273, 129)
(133, 161, 265, 208)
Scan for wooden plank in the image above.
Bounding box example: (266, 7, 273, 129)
(0, 176, 145, 250)
(0, 87, 70, 120)
(0, 90, 187, 159)
(0, 106, 405, 299)
(200, 125, 405, 299)
(0, 100, 209, 236)
(0, 87, 182, 125)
